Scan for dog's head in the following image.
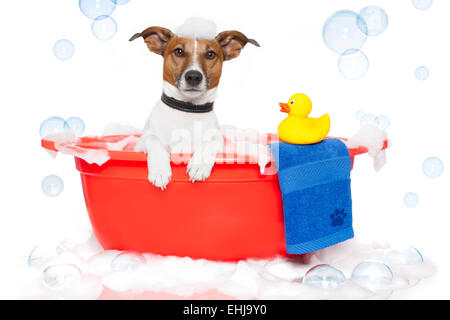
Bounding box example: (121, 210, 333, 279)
(130, 24, 259, 100)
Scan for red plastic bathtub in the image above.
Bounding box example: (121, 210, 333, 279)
(41, 134, 387, 261)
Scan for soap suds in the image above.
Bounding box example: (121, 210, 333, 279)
(14, 233, 435, 300)
(346, 125, 388, 171)
(102, 123, 142, 137)
(175, 17, 217, 40)
(55, 144, 110, 166)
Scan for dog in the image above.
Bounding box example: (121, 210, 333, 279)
(130, 19, 259, 190)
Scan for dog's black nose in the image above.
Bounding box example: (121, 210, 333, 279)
(185, 70, 203, 87)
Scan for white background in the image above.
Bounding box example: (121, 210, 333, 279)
(1, 0, 449, 299)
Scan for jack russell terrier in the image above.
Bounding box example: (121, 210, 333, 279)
(130, 18, 259, 190)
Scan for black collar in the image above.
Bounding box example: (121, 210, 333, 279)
(161, 92, 214, 113)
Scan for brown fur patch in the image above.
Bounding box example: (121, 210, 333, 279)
(162, 37, 194, 86)
(162, 38, 225, 89)
(216, 30, 260, 61)
(129, 26, 175, 56)
(197, 40, 224, 89)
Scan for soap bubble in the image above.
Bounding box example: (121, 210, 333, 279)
(303, 264, 346, 289)
(110, 252, 146, 272)
(412, 0, 433, 10)
(66, 117, 85, 137)
(43, 264, 82, 290)
(79, 0, 116, 20)
(355, 111, 365, 120)
(338, 49, 369, 80)
(53, 39, 75, 61)
(28, 243, 64, 266)
(351, 261, 393, 291)
(92, 15, 117, 40)
(423, 157, 444, 179)
(40, 116, 70, 138)
(112, 0, 130, 5)
(376, 115, 391, 130)
(403, 192, 419, 208)
(360, 113, 379, 127)
(358, 6, 389, 36)
(323, 10, 368, 54)
(385, 246, 424, 266)
(415, 66, 429, 81)
(42, 175, 64, 197)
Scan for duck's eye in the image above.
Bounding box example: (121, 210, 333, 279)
(290, 100, 295, 105)
(174, 48, 184, 57)
(205, 50, 216, 59)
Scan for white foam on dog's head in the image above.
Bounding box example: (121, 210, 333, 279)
(175, 17, 217, 40)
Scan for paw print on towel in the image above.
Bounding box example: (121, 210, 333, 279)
(330, 209, 347, 227)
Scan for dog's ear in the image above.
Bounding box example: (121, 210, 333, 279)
(129, 26, 175, 56)
(215, 30, 260, 61)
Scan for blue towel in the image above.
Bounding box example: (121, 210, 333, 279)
(269, 139, 354, 254)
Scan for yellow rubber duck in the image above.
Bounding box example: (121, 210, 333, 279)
(278, 93, 330, 145)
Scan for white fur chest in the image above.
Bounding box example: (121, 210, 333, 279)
(142, 99, 222, 154)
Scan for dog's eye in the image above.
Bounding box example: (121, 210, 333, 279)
(290, 100, 295, 105)
(174, 48, 184, 57)
(205, 51, 216, 59)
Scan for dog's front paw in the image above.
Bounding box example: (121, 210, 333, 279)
(146, 146, 172, 190)
(187, 154, 214, 182)
(187, 161, 214, 182)
(148, 159, 172, 190)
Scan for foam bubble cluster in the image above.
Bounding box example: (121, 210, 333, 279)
(40, 116, 85, 139)
(346, 124, 388, 171)
(77, 0, 127, 41)
(17, 236, 434, 300)
(323, 7, 388, 79)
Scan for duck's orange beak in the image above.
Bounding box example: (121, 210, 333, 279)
(279, 102, 291, 113)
